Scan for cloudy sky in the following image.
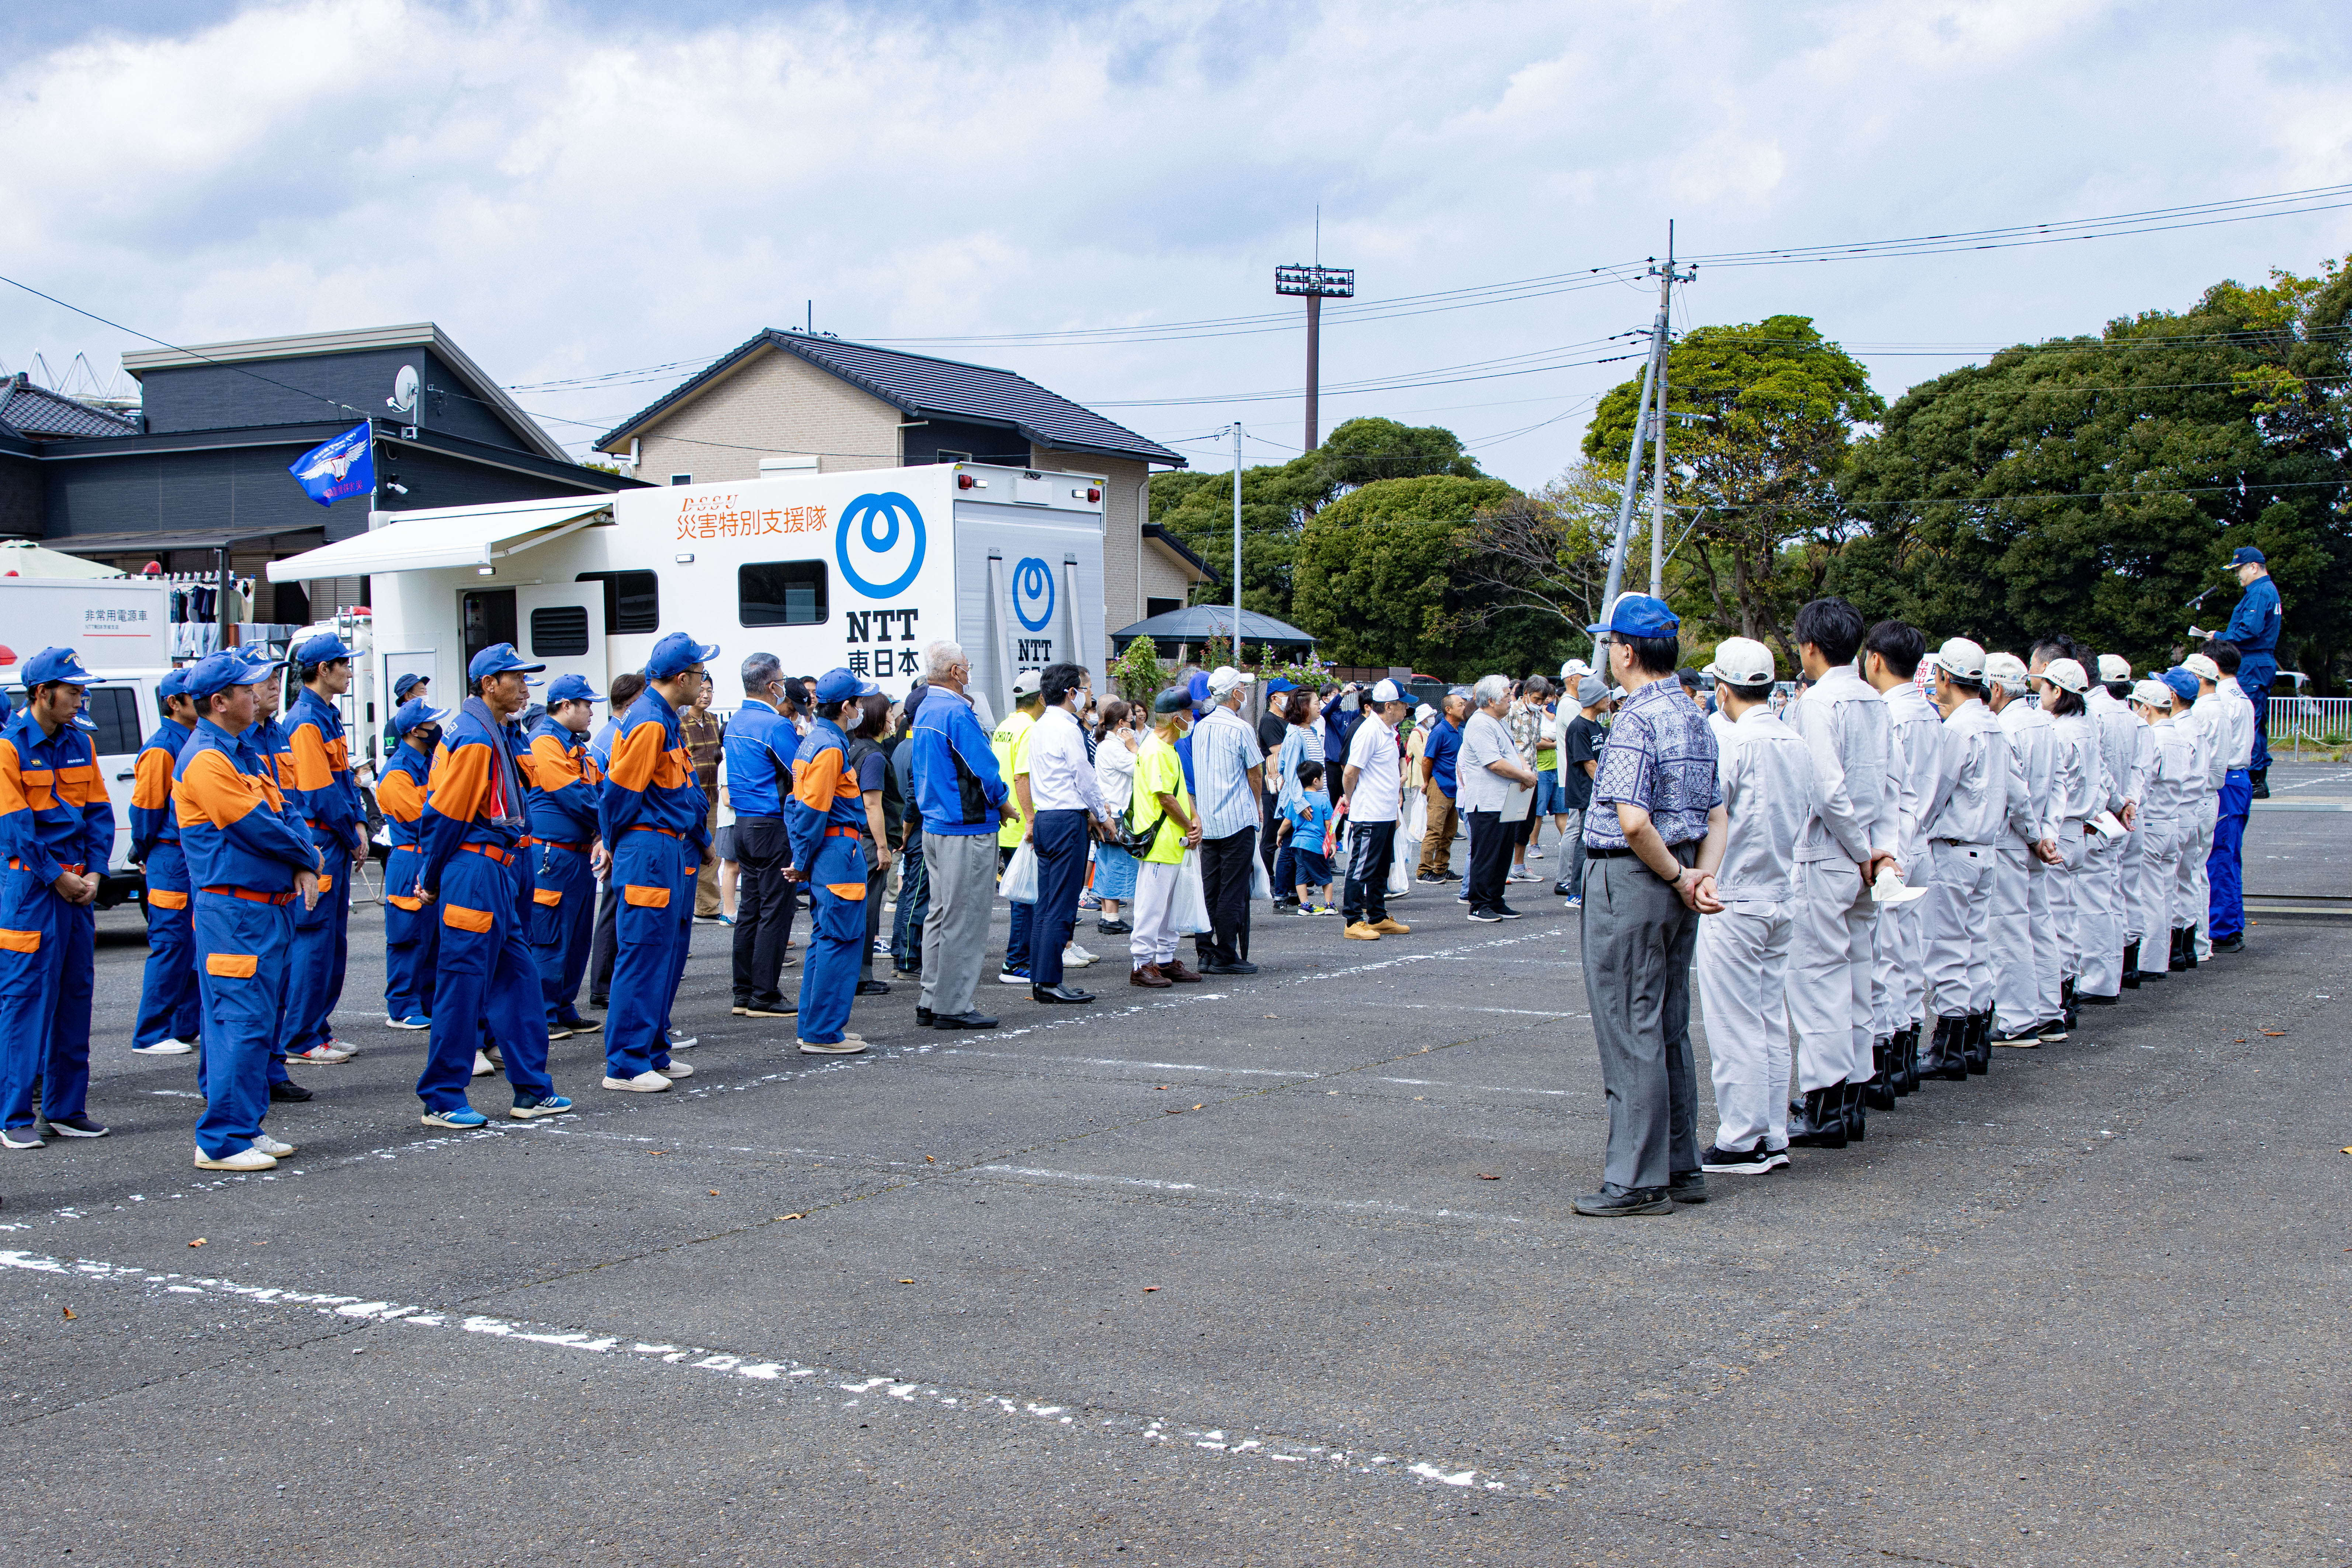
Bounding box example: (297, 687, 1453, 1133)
(6, 0, 2350, 487)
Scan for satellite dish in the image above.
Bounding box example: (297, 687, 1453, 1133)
(387, 364, 419, 415)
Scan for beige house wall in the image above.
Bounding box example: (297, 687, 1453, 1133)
(1141, 537, 1204, 611)
(625, 348, 903, 484)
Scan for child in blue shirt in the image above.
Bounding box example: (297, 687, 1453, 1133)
(1279, 760, 1336, 915)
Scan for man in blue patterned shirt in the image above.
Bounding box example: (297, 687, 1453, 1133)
(1575, 594, 1727, 1218)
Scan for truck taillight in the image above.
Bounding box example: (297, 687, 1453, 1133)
(1087, 487, 1101, 503)
(957, 473, 975, 490)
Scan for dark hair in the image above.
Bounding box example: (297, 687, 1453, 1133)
(1619, 634, 1679, 677)
(1095, 698, 1132, 738)
(1942, 674, 1985, 699)
(2210, 639, 2242, 675)
(297, 663, 322, 684)
(1523, 674, 1551, 699)
(2029, 634, 2077, 670)
(1298, 759, 1326, 786)
(1724, 679, 1774, 703)
(854, 692, 890, 739)
(1794, 596, 1866, 665)
(2044, 687, 2086, 717)
(609, 671, 646, 709)
(1041, 662, 1087, 708)
(1284, 689, 1319, 724)
(1864, 620, 1925, 679)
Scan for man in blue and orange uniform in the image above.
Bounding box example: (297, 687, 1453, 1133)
(129, 666, 202, 1057)
(379, 697, 450, 1029)
(282, 632, 369, 1067)
(598, 632, 717, 1092)
(725, 652, 799, 1020)
(412, 644, 576, 1128)
(0, 648, 119, 1149)
(172, 650, 322, 1170)
(238, 655, 318, 1104)
(787, 667, 881, 1056)
(521, 673, 606, 1041)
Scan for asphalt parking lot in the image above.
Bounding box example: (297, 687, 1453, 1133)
(3, 766, 2348, 1566)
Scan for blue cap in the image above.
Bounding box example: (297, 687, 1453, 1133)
(183, 650, 258, 701)
(393, 698, 454, 737)
(645, 631, 720, 680)
(2161, 667, 2200, 705)
(546, 672, 603, 705)
(234, 650, 286, 684)
(393, 672, 427, 702)
(20, 647, 107, 687)
(468, 642, 547, 684)
(812, 666, 882, 705)
(1264, 677, 1295, 694)
(1585, 593, 1680, 638)
(157, 667, 191, 702)
(293, 632, 354, 667)
(1187, 670, 1212, 712)
(2227, 545, 2266, 568)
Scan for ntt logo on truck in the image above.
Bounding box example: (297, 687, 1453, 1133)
(836, 492, 926, 599)
(1012, 556, 1055, 631)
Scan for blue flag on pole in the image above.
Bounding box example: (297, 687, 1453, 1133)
(289, 422, 375, 506)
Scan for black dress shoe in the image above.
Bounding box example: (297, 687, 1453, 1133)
(915, 1006, 935, 1026)
(1203, 961, 1259, 975)
(269, 1079, 313, 1103)
(1572, 1183, 1674, 1217)
(1031, 984, 1094, 1004)
(931, 1010, 998, 1029)
(1666, 1169, 1709, 1204)
(855, 979, 892, 996)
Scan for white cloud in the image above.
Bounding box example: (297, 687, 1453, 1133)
(3, 0, 2348, 483)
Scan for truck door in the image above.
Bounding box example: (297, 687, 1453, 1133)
(461, 588, 518, 676)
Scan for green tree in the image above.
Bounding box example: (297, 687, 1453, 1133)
(1313, 416, 1484, 487)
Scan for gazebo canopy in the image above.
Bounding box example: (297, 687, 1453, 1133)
(1111, 604, 1314, 653)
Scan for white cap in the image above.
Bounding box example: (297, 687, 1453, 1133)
(2182, 653, 2221, 684)
(1984, 651, 2030, 691)
(2042, 657, 2090, 694)
(1559, 658, 1592, 681)
(2097, 653, 2132, 683)
(1934, 637, 1986, 681)
(1370, 678, 1404, 703)
(2131, 678, 2176, 708)
(1415, 703, 1438, 724)
(1208, 664, 1249, 697)
(1011, 668, 1042, 696)
(1702, 636, 1775, 686)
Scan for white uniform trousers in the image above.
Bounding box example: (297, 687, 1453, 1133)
(2077, 830, 2124, 997)
(1696, 902, 1792, 1153)
(1127, 859, 1183, 970)
(2176, 797, 2217, 956)
(2119, 818, 2147, 943)
(2134, 818, 2182, 958)
(1873, 883, 1927, 1035)
(2029, 856, 2062, 1023)
(1787, 859, 1876, 1092)
(1990, 844, 2041, 1031)
(1924, 841, 1997, 1018)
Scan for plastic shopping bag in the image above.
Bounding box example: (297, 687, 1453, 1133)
(1172, 849, 1214, 934)
(1249, 846, 1273, 902)
(997, 840, 1040, 903)
(1387, 826, 1415, 899)
(1404, 787, 1429, 844)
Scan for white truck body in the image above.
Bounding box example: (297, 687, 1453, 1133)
(268, 462, 1109, 731)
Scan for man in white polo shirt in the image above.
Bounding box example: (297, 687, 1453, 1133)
(1338, 679, 1411, 941)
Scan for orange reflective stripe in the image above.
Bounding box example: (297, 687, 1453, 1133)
(145, 888, 189, 910)
(289, 724, 337, 791)
(607, 721, 664, 792)
(825, 881, 868, 900)
(386, 893, 423, 912)
(205, 952, 257, 978)
(441, 904, 494, 933)
(654, 745, 693, 788)
(426, 740, 491, 823)
(532, 887, 563, 906)
(792, 745, 844, 814)
(316, 873, 334, 894)
(622, 884, 670, 908)
(133, 748, 177, 811)
(376, 770, 424, 823)
(172, 749, 265, 829)
(0, 928, 39, 954)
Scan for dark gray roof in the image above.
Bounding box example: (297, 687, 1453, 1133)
(1112, 605, 1314, 649)
(0, 375, 139, 441)
(598, 330, 1185, 469)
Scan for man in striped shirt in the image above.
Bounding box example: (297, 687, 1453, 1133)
(1192, 666, 1266, 975)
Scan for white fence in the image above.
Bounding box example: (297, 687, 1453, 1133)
(2269, 695, 2352, 747)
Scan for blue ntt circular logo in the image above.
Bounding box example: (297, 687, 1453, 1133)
(1013, 556, 1055, 632)
(836, 492, 926, 599)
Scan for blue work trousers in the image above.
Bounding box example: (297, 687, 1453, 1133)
(529, 840, 598, 1027)
(133, 843, 202, 1048)
(2209, 770, 2252, 941)
(417, 846, 554, 1111)
(1028, 809, 1090, 989)
(797, 880, 866, 1044)
(890, 839, 929, 972)
(2241, 663, 2275, 772)
(384, 844, 438, 1021)
(283, 840, 353, 1054)
(191, 891, 292, 1160)
(0, 869, 96, 1132)
(604, 831, 687, 1078)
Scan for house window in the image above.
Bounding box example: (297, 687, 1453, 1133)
(1146, 597, 1182, 620)
(934, 450, 972, 464)
(739, 560, 828, 627)
(669, 473, 693, 486)
(530, 605, 591, 658)
(575, 570, 660, 634)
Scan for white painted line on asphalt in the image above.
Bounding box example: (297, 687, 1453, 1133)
(942, 1050, 1308, 1078)
(0, 1248, 1508, 1494)
(1374, 1076, 1576, 1097)
(972, 1163, 1525, 1225)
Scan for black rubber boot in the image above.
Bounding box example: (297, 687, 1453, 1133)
(1843, 1079, 1867, 1141)
(2122, 940, 2141, 989)
(1863, 1038, 1897, 1111)
(2251, 767, 2269, 799)
(2168, 927, 2189, 972)
(2183, 927, 2200, 970)
(1788, 1087, 1848, 1149)
(1965, 1010, 1992, 1075)
(1927, 1015, 1969, 1082)
(1898, 1022, 1922, 1095)
(2061, 976, 2078, 1031)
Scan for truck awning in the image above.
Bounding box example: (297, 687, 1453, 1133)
(265, 496, 613, 582)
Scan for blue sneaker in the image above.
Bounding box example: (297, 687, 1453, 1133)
(996, 967, 1030, 985)
(510, 1094, 575, 1120)
(386, 1014, 430, 1030)
(1564, 894, 1583, 909)
(420, 1105, 489, 1130)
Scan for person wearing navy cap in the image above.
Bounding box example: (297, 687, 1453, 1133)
(598, 632, 719, 1090)
(383, 673, 430, 752)
(129, 666, 205, 1057)
(787, 667, 882, 1054)
(171, 650, 322, 1170)
(724, 653, 802, 1021)
(0, 648, 119, 1148)
(411, 643, 574, 1126)
(232, 652, 311, 1104)
(279, 632, 368, 1068)
(2211, 546, 2282, 796)
(520, 672, 607, 1040)
(378, 698, 451, 1029)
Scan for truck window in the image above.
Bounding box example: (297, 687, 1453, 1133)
(575, 571, 660, 634)
(739, 561, 828, 627)
(83, 687, 143, 754)
(530, 605, 591, 658)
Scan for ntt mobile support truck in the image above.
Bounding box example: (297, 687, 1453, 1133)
(267, 461, 1111, 729)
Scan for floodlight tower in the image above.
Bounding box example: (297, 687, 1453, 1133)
(1274, 263, 1354, 453)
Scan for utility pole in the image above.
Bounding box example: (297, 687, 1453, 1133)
(1276, 241, 1354, 453)
(1231, 422, 1245, 665)
(1648, 223, 1686, 600)
(1596, 225, 1696, 663)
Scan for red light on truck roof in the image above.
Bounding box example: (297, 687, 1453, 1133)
(957, 474, 975, 490)
(1087, 488, 1101, 503)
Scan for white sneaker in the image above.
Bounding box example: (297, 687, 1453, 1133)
(657, 1060, 694, 1079)
(472, 1050, 495, 1077)
(133, 1038, 197, 1056)
(1062, 944, 1096, 968)
(251, 1133, 298, 1158)
(601, 1071, 673, 1093)
(666, 1029, 698, 1051)
(291, 1044, 353, 1064)
(194, 1144, 277, 1171)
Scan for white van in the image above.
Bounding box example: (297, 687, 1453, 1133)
(266, 461, 1110, 725)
